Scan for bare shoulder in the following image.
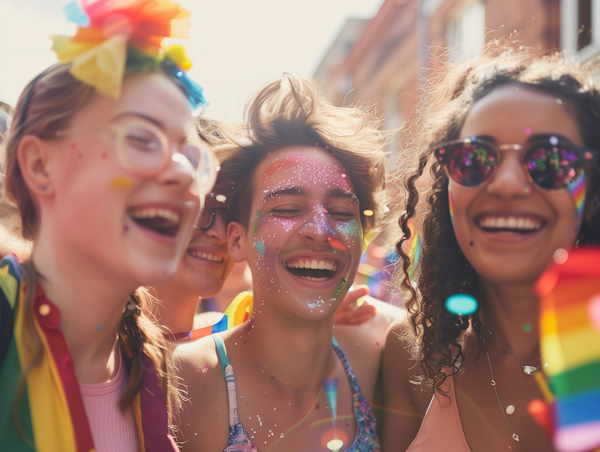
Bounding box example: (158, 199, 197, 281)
(333, 300, 406, 402)
(380, 316, 431, 451)
(336, 297, 406, 347)
(173, 336, 230, 452)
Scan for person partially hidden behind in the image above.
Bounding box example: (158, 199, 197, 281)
(174, 75, 401, 452)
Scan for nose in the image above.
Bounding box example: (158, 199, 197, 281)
(485, 147, 531, 199)
(155, 153, 196, 191)
(299, 205, 336, 244)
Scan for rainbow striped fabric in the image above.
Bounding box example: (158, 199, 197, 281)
(536, 247, 600, 452)
(0, 255, 177, 452)
(174, 291, 252, 342)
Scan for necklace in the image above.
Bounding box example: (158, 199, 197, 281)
(480, 326, 541, 375)
(480, 333, 534, 452)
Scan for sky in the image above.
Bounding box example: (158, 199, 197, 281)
(0, 0, 384, 121)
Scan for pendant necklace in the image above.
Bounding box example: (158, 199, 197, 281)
(480, 332, 534, 452)
(480, 325, 541, 376)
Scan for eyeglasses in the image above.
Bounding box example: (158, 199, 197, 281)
(434, 135, 599, 190)
(54, 119, 218, 192)
(194, 206, 227, 231)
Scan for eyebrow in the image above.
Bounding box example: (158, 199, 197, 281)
(328, 187, 359, 202)
(111, 112, 165, 130)
(474, 133, 576, 146)
(263, 187, 304, 201)
(262, 186, 358, 202)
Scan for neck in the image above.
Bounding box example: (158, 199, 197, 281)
(153, 283, 199, 334)
(478, 278, 541, 362)
(32, 231, 138, 384)
(245, 294, 335, 387)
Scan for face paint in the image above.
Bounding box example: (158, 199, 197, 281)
(402, 219, 422, 281)
(328, 236, 346, 250)
(568, 173, 586, 219)
(110, 176, 132, 190)
(448, 180, 455, 229)
(332, 276, 348, 301)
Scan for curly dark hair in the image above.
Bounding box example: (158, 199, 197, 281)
(393, 45, 600, 393)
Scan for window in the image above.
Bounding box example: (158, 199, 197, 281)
(561, 0, 600, 58)
(448, 1, 486, 59)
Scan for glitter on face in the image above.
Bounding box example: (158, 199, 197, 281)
(523, 323, 532, 333)
(307, 297, 325, 310)
(332, 277, 348, 301)
(255, 241, 265, 255)
(525, 128, 531, 134)
(549, 135, 559, 146)
(556, 98, 563, 105)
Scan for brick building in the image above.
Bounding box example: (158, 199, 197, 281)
(314, 0, 598, 151)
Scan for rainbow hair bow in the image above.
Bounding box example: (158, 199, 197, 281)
(51, 0, 207, 109)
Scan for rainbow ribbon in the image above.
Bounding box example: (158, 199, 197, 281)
(0, 255, 177, 452)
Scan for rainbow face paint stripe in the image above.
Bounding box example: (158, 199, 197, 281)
(448, 180, 455, 229)
(402, 219, 422, 281)
(568, 173, 586, 219)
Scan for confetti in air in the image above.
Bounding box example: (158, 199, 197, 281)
(445, 294, 478, 316)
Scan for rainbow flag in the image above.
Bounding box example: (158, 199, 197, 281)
(536, 247, 600, 452)
(0, 255, 177, 452)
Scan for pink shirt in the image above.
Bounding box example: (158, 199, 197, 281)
(406, 376, 471, 451)
(79, 352, 139, 452)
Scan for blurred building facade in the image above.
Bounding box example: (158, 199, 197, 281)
(313, 0, 600, 301)
(313, 0, 600, 152)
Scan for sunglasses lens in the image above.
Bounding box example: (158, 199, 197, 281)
(525, 145, 584, 189)
(439, 141, 498, 187)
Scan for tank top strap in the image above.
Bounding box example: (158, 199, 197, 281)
(212, 334, 229, 379)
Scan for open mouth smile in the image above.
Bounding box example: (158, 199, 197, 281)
(187, 250, 225, 263)
(475, 214, 546, 234)
(285, 257, 339, 282)
(128, 206, 182, 237)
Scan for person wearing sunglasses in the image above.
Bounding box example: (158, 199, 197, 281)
(381, 48, 600, 451)
(0, 2, 218, 451)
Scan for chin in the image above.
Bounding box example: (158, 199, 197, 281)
(129, 255, 180, 286)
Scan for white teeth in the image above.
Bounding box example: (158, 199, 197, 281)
(300, 276, 328, 281)
(479, 216, 542, 231)
(130, 207, 181, 224)
(187, 250, 224, 262)
(286, 258, 339, 272)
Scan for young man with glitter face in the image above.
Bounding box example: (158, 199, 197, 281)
(175, 75, 399, 452)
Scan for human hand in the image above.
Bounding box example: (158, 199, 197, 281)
(334, 285, 377, 325)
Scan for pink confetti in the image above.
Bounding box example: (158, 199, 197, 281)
(525, 128, 531, 134)
(376, 342, 380, 346)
